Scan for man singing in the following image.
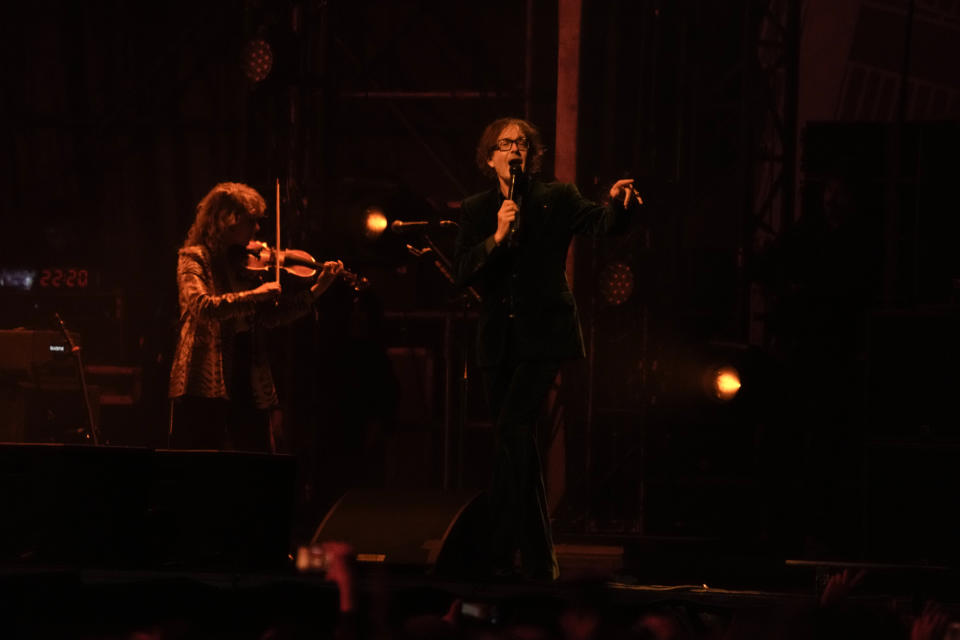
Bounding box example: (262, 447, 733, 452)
(454, 117, 641, 580)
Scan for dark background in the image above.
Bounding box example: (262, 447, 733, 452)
(2, 0, 958, 561)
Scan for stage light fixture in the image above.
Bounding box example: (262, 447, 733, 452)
(599, 261, 634, 306)
(711, 366, 741, 401)
(364, 207, 388, 238)
(243, 38, 273, 83)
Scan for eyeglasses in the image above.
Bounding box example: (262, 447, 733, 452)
(495, 137, 529, 152)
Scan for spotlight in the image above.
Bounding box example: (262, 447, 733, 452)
(710, 366, 741, 401)
(599, 262, 634, 306)
(243, 38, 273, 83)
(363, 207, 388, 238)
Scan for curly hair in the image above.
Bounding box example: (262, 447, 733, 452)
(183, 182, 266, 253)
(475, 117, 546, 180)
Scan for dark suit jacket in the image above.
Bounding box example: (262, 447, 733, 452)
(454, 180, 633, 367)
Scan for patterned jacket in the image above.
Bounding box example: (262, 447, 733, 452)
(168, 245, 314, 409)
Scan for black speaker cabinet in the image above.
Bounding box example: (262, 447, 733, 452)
(150, 449, 297, 571)
(311, 488, 488, 576)
(0, 444, 296, 570)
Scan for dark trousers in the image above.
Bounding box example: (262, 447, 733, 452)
(482, 355, 560, 577)
(170, 396, 270, 452)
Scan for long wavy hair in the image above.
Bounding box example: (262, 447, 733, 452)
(183, 182, 266, 254)
(475, 117, 546, 181)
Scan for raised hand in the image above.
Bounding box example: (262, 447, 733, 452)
(320, 540, 356, 614)
(911, 602, 951, 640)
(609, 179, 643, 208)
(819, 568, 866, 607)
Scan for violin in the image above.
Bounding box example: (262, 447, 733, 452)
(244, 241, 369, 292)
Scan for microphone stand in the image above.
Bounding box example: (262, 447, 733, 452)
(407, 233, 480, 490)
(54, 312, 100, 445)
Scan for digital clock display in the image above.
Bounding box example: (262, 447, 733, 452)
(38, 268, 90, 289)
(0, 267, 98, 292)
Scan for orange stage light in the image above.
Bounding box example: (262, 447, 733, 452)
(364, 208, 388, 238)
(712, 366, 741, 401)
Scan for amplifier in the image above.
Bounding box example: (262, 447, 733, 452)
(0, 329, 80, 378)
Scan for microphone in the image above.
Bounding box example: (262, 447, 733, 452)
(507, 159, 522, 201)
(507, 159, 523, 244)
(391, 219, 458, 232)
(390, 220, 429, 232)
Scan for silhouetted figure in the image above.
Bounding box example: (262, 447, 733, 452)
(759, 173, 882, 556)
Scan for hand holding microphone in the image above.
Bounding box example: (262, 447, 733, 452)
(494, 199, 519, 245)
(502, 159, 523, 246)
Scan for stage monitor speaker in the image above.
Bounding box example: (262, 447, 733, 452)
(311, 488, 487, 576)
(151, 449, 297, 571)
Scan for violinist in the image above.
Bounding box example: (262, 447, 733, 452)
(168, 182, 343, 452)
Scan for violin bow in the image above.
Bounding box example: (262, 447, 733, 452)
(275, 177, 281, 284)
